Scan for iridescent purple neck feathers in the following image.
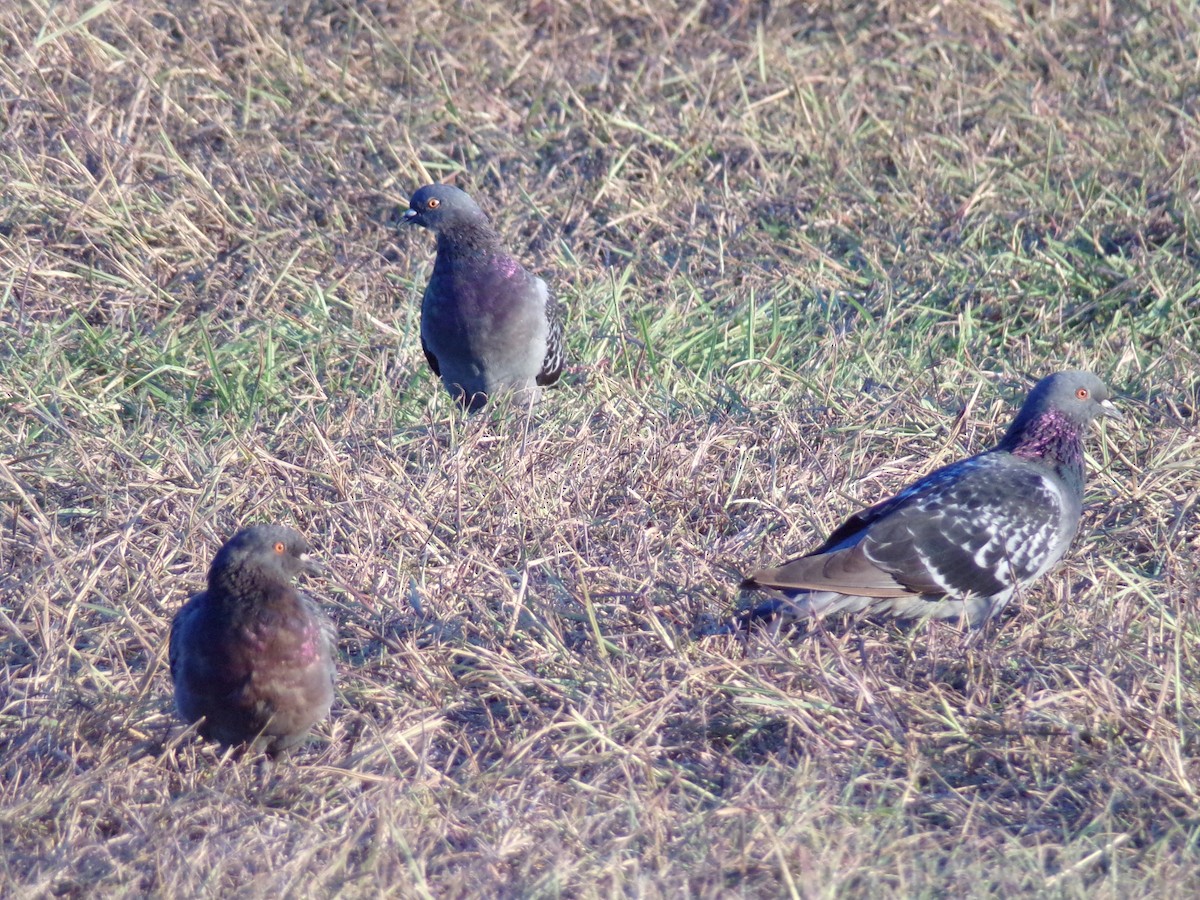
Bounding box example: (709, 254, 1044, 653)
(1001, 407, 1087, 490)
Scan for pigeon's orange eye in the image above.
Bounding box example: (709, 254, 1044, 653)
(274, 542, 286, 553)
(1076, 387, 1089, 400)
(427, 198, 440, 209)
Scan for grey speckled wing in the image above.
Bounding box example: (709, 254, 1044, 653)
(762, 455, 1072, 600)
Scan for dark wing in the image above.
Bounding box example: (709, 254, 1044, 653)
(537, 292, 566, 387)
(169, 591, 254, 706)
(744, 453, 1066, 600)
(420, 332, 440, 377)
(168, 594, 201, 681)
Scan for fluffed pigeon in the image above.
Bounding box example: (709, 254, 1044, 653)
(739, 370, 1122, 630)
(169, 525, 335, 752)
(404, 183, 566, 411)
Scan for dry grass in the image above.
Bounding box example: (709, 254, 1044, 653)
(2, 0, 1199, 895)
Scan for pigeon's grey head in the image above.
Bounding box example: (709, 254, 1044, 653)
(209, 524, 322, 588)
(1010, 370, 1123, 435)
(403, 184, 487, 233)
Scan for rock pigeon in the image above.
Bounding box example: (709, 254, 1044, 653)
(169, 525, 335, 753)
(739, 371, 1122, 630)
(404, 183, 566, 411)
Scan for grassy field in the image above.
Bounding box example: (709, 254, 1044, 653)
(2, 0, 1199, 895)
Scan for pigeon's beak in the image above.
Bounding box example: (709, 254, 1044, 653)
(298, 553, 327, 578)
(1098, 399, 1124, 421)
(403, 207, 418, 224)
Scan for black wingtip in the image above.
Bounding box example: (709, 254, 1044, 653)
(694, 598, 799, 638)
(728, 598, 793, 632)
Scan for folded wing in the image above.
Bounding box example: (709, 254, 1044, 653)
(744, 454, 1066, 601)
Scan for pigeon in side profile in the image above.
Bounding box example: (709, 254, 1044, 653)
(739, 371, 1122, 630)
(404, 183, 566, 411)
(169, 525, 335, 753)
